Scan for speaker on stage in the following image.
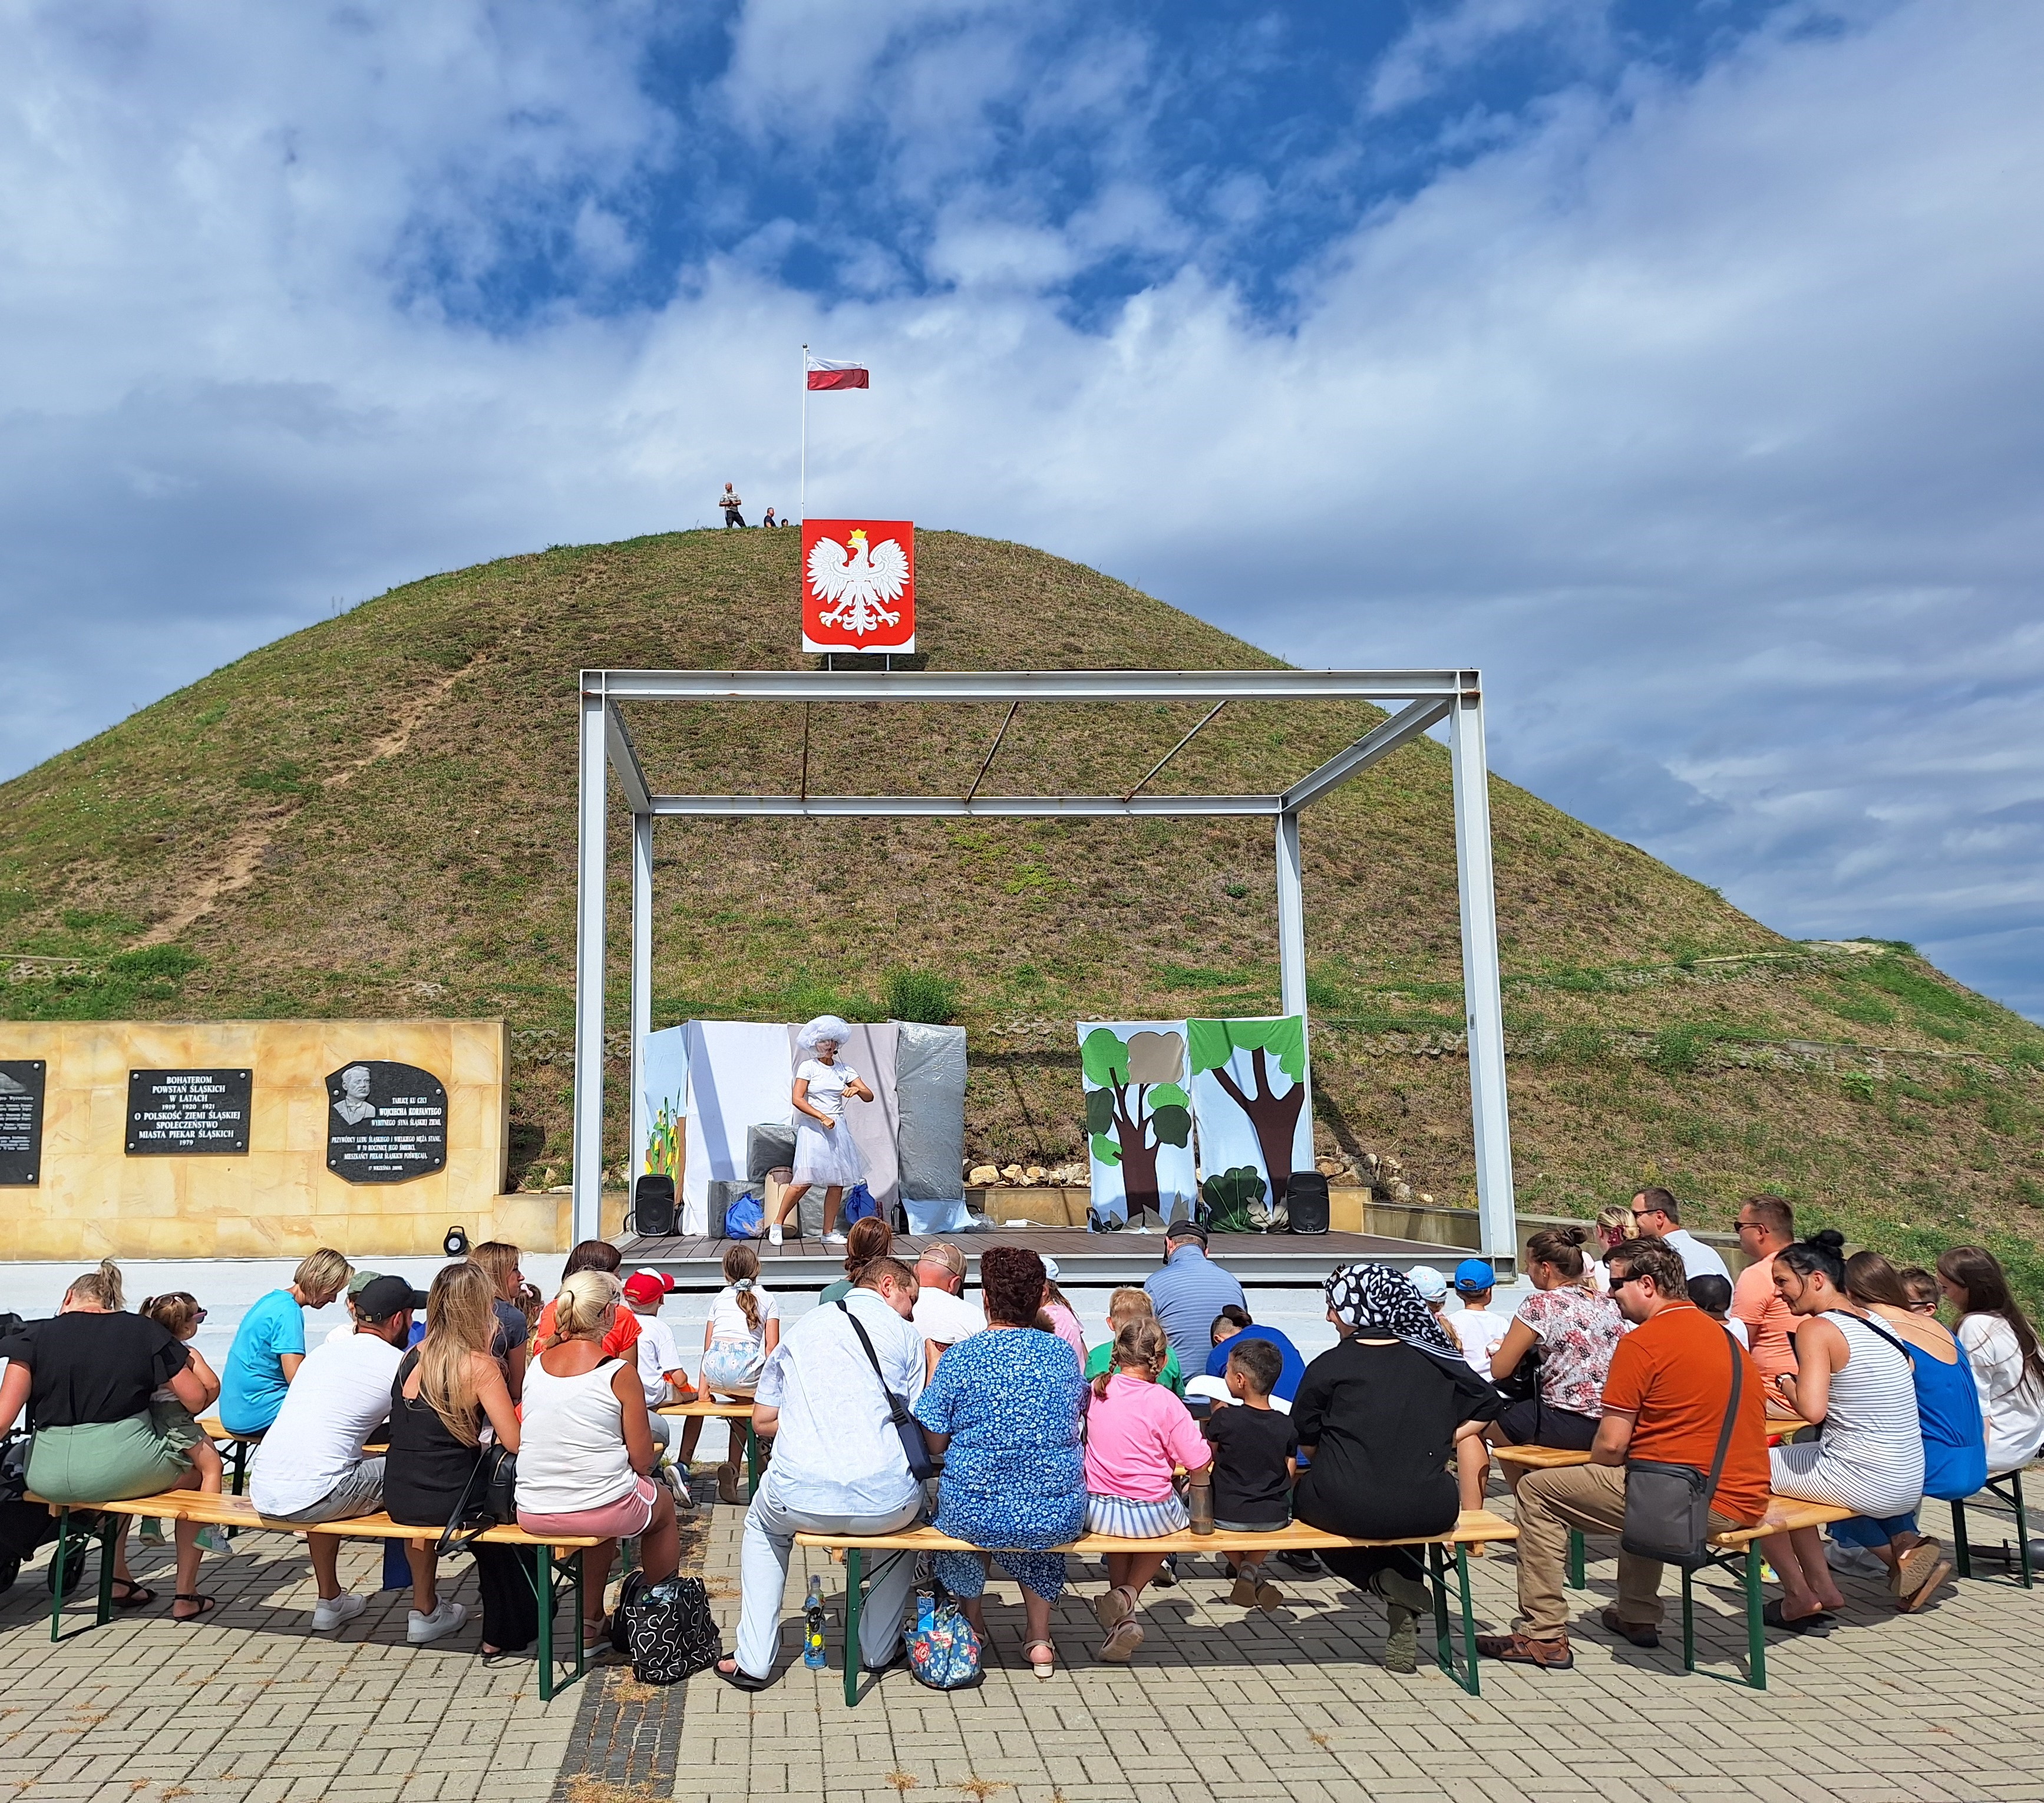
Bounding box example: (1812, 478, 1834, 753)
(631, 1174, 677, 1239)
(1286, 1171, 1329, 1235)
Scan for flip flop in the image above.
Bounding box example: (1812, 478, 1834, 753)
(714, 1656, 771, 1692)
(111, 1580, 154, 1610)
(1760, 1600, 1832, 1632)
(170, 1593, 217, 1622)
(1097, 1617, 1145, 1663)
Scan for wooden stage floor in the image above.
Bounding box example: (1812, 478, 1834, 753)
(615, 1224, 1461, 1290)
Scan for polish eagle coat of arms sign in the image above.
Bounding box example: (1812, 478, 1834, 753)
(801, 518, 915, 653)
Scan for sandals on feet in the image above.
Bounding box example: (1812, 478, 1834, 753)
(715, 1656, 771, 1692)
(1091, 1585, 1135, 1631)
(1097, 1618, 1144, 1663)
(170, 1593, 216, 1622)
(1899, 1560, 1952, 1612)
(111, 1580, 154, 1610)
(1023, 1638, 1055, 1679)
(1761, 1600, 1832, 1632)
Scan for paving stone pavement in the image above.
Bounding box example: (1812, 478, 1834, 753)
(4, 1487, 2041, 1803)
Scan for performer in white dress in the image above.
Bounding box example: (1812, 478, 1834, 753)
(765, 1015, 874, 1248)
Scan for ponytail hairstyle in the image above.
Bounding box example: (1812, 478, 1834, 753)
(1937, 1246, 2044, 1397)
(1776, 1226, 1848, 1292)
(546, 1270, 622, 1346)
(723, 1241, 763, 1333)
(1525, 1223, 1590, 1283)
(64, 1258, 125, 1311)
(841, 1217, 892, 1284)
(140, 1290, 200, 1337)
(418, 1262, 497, 1446)
(1091, 1316, 1169, 1401)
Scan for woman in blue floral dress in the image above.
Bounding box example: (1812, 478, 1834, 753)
(915, 1244, 1088, 1677)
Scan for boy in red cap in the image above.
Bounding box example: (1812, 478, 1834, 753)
(623, 1270, 696, 1492)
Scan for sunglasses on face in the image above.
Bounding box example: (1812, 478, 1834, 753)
(1608, 1270, 1643, 1290)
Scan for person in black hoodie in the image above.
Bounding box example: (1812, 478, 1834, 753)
(1292, 1263, 1499, 1673)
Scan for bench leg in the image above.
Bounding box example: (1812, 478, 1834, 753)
(48, 1511, 117, 1644)
(1743, 1544, 1766, 1690)
(1951, 1497, 1972, 1579)
(1453, 1544, 1479, 1698)
(1567, 1528, 1584, 1590)
(1426, 1543, 1451, 1678)
(746, 1422, 760, 1501)
(536, 1545, 587, 1703)
(227, 1439, 247, 1539)
(1679, 1564, 1695, 1674)
(843, 1549, 864, 1708)
(47, 1510, 70, 1644)
(2015, 1472, 2032, 1590)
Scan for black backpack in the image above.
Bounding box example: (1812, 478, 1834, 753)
(614, 1570, 721, 1684)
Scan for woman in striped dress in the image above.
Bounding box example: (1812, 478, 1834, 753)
(1759, 1230, 1924, 1627)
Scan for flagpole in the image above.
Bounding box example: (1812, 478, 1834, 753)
(800, 342, 808, 522)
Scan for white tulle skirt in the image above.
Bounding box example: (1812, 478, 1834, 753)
(791, 1118, 863, 1188)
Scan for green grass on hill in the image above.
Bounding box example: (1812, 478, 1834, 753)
(3, 529, 2041, 1299)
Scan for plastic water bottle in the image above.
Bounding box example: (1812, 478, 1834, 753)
(803, 1575, 828, 1668)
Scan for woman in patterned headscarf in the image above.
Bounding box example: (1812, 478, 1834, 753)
(1292, 1263, 1501, 1674)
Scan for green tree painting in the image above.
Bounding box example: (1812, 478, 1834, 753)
(1188, 1015, 1309, 1204)
(1082, 1025, 1191, 1218)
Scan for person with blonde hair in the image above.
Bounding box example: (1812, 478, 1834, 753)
(517, 1270, 680, 1644)
(1084, 1288, 1184, 1395)
(385, 1262, 530, 1653)
(467, 1240, 529, 1401)
(0, 1260, 214, 1617)
(220, 1248, 351, 1435)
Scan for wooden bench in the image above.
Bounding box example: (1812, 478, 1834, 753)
(1486, 1444, 1853, 1688)
(792, 1510, 1519, 1704)
(33, 1491, 603, 1702)
(656, 1399, 763, 1499)
(1952, 1468, 2033, 1590)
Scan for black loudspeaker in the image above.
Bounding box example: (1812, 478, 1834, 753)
(632, 1174, 677, 1239)
(1286, 1171, 1330, 1235)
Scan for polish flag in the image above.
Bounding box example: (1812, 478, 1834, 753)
(805, 354, 869, 391)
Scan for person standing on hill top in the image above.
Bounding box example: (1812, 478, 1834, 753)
(719, 483, 746, 527)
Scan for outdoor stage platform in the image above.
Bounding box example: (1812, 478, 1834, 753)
(615, 1224, 1464, 1291)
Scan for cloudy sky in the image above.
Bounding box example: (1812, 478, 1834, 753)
(3, 0, 2040, 1018)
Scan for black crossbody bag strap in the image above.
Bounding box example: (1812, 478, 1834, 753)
(836, 1302, 935, 1482)
(1700, 1325, 1745, 1514)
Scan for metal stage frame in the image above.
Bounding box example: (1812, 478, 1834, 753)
(573, 668, 1518, 1259)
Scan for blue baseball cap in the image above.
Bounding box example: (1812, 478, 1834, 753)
(1453, 1259, 1496, 1293)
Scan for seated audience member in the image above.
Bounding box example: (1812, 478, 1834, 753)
(220, 1249, 351, 1434)
(914, 1246, 1087, 1678)
(1145, 1221, 1244, 1376)
(1588, 1204, 1633, 1293)
(1480, 1239, 1769, 1667)
(1762, 1231, 1926, 1625)
(1297, 1265, 1498, 1673)
(1082, 1316, 1211, 1662)
(1822, 1251, 1982, 1607)
(1731, 1194, 1799, 1379)
(0, 1261, 212, 1617)
(250, 1274, 424, 1632)
(467, 1241, 529, 1401)
(1937, 1246, 2044, 1480)
(137, 1292, 225, 1497)
(1448, 1261, 1509, 1373)
(819, 1217, 894, 1303)
(385, 1262, 528, 1651)
(1202, 1336, 1299, 1610)
(1040, 1259, 1089, 1368)
(621, 1269, 692, 1482)
(1629, 1187, 1731, 1283)
(698, 1242, 781, 1502)
(533, 1240, 642, 1358)
(911, 1241, 986, 1365)
(716, 1257, 927, 1690)
(1085, 1289, 1184, 1397)
(1409, 1267, 1461, 1349)
(1203, 1303, 1307, 1405)
(516, 1272, 680, 1644)
(1688, 1274, 1746, 1346)
(1898, 1267, 1943, 1315)
(1456, 1226, 1622, 1509)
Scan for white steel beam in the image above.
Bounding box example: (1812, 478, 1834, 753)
(587, 668, 1473, 704)
(1280, 698, 1451, 814)
(1274, 810, 1308, 1019)
(627, 811, 654, 1211)
(605, 704, 653, 814)
(1449, 686, 1518, 1262)
(570, 691, 610, 1246)
(648, 792, 1283, 818)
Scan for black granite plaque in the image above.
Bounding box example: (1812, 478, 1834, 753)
(126, 1068, 253, 1155)
(326, 1061, 447, 1184)
(0, 1059, 45, 1185)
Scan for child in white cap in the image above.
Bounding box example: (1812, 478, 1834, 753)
(1409, 1266, 1462, 1353)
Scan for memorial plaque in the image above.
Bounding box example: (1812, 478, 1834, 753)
(0, 1059, 45, 1185)
(127, 1068, 253, 1155)
(326, 1060, 448, 1184)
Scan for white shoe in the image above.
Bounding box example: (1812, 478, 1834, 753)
(407, 1598, 468, 1644)
(312, 1592, 366, 1633)
(768, 1224, 782, 1246)
(822, 1230, 847, 1246)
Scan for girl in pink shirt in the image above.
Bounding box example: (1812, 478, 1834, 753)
(1083, 1317, 1211, 1661)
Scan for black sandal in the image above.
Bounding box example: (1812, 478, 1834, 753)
(171, 1593, 217, 1622)
(111, 1580, 154, 1610)
(1761, 1600, 1832, 1632)
(715, 1656, 771, 1692)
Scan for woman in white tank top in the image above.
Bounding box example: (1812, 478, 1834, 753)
(1759, 1231, 1924, 1627)
(515, 1271, 682, 1641)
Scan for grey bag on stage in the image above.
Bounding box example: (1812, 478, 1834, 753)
(747, 1121, 798, 1183)
(895, 1023, 967, 1204)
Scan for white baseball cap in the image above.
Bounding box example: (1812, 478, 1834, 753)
(1408, 1265, 1449, 1303)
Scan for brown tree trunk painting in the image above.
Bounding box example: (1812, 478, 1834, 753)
(1107, 1080, 1163, 1214)
(1210, 1046, 1306, 1204)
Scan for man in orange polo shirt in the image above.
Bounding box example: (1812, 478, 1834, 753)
(1479, 1239, 1770, 1667)
(1731, 1194, 1799, 1382)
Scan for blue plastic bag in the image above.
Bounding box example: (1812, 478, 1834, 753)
(723, 1191, 764, 1239)
(841, 1181, 880, 1224)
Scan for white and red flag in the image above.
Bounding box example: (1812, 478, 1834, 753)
(805, 354, 869, 391)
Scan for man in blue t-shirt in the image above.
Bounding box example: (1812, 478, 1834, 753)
(219, 1250, 351, 1434)
(1203, 1309, 1307, 1403)
(1145, 1222, 1246, 1385)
